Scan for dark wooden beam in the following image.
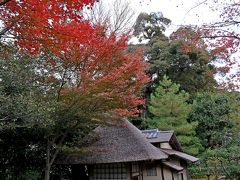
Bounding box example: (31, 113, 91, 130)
(161, 163, 165, 180)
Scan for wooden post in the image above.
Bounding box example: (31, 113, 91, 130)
(161, 164, 165, 180)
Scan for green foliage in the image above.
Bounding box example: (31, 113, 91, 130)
(133, 13, 216, 95)
(0, 51, 87, 178)
(132, 11, 240, 178)
(148, 39, 216, 95)
(148, 76, 202, 155)
(134, 12, 171, 41)
(190, 137, 240, 178)
(0, 54, 55, 129)
(227, 92, 240, 133)
(188, 92, 234, 149)
(188, 91, 240, 178)
(0, 52, 53, 178)
(19, 171, 41, 180)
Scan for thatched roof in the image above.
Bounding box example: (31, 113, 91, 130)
(57, 120, 168, 164)
(161, 149, 199, 162)
(142, 129, 182, 151)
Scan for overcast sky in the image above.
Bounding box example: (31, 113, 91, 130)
(129, 0, 220, 22)
(105, 0, 223, 35)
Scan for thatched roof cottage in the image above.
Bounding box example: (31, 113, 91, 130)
(57, 119, 198, 180)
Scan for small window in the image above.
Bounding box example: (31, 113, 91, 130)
(93, 163, 126, 180)
(132, 162, 139, 173)
(146, 165, 157, 176)
(132, 162, 142, 180)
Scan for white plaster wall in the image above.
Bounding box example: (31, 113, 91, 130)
(162, 166, 173, 180)
(179, 169, 188, 180)
(142, 163, 163, 180)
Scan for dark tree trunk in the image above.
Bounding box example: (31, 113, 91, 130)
(207, 175, 210, 180)
(44, 165, 50, 180)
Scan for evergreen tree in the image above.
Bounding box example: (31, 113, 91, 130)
(148, 35, 216, 95)
(148, 76, 202, 155)
(133, 12, 171, 41)
(133, 13, 216, 96)
(190, 137, 240, 179)
(188, 92, 236, 149)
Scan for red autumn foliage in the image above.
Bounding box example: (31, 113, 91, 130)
(0, 0, 95, 53)
(170, 27, 208, 51)
(197, 1, 240, 90)
(170, 16, 240, 90)
(170, 27, 213, 65)
(0, 0, 149, 116)
(60, 34, 149, 116)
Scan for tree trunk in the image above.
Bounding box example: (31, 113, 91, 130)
(45, 140, 51, 180)
(44, 134, 67, 180)
(44, 166, 50, 180)
(207, 175, 210, 180)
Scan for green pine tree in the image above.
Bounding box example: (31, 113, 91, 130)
(148, 76, 202, 155)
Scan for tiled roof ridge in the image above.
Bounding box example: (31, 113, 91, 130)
(142, 129, 159, 132)
(142, 129, 174, 133)
(141, 129, 174, 140)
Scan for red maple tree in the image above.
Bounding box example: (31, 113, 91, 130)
(0, 0, 149, 116)
(184, 1, 240, 90)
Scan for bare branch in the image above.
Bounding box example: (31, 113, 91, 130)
(201, 35, 240, 40)
(57, 68, 67, 102)
(183, 0, 209, 21)
(88, 0, 135, 35)
(200, 28, 240, 40)
(0, 26, 10, 37)
(111, 0, 134, 34)
(210, 21, 240, 28)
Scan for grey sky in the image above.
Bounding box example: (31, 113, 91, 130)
(105, 0, 222, 35)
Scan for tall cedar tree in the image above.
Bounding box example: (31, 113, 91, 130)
(148, 76, 202, 155)
(149, 27, 216, 95)
(132, 13, 216, 108)
(133, 12, 171, 41)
